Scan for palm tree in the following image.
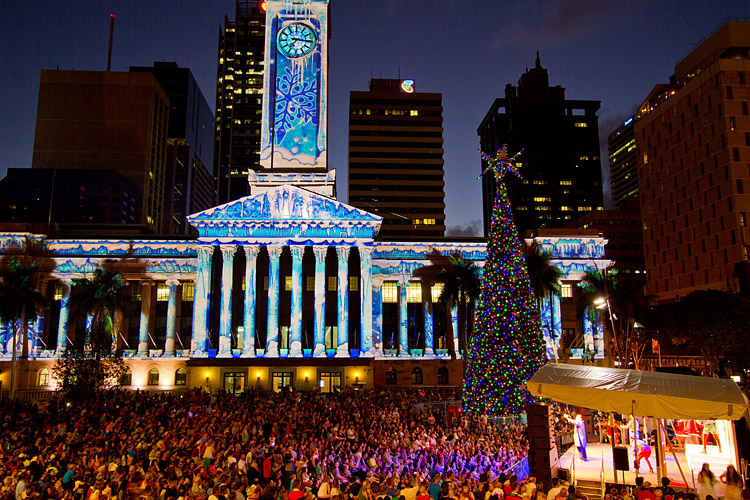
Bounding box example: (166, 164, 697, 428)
(413, 251, 481, 370)
(524, 243, 563, 356)
(67, 264, 131, 360)
(0, 257, 47, 399)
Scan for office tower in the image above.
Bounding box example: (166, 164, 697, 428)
(31, 70, 169, 233)
(347, 78, 446, 240)
(214, 0, 267, 204)
(608, 116, 638, 208)
(0, 168, 137, 228)
(130, 62, 216, 234)
(477, 53, 603, 236)
(636, 20, 750, 302)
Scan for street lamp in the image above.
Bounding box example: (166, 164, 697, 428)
(595, 295, 621, 368)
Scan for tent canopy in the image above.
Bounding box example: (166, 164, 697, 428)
(527, 363, 748, 420)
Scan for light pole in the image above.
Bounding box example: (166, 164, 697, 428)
(595, 296, 620, 368)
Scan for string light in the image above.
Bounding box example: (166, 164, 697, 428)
(464, 146, 546, 416)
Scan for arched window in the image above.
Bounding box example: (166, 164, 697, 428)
(385, 367, 397, 385)
(120, 368, 132, 386)
(175, 368, 187, 386)
(411, 367, 423, 385)
(38, 368, 50, 387)
(437, 367, 449, 385)
(147, 368, 159, 386)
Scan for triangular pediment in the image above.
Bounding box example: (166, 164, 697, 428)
(187, 185, 382, 245)
(189, 184, 381, 222)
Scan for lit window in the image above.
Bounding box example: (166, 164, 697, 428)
(156, 283, 169, 301)
(643, 153, 648, 164)
(538, 206, 551, 211)
(349, 276, 359, 292)
(533, 197, 552, 202)
(148, 368, 159, 386)
(306, 276, 315, 291)
(578, 156, 589, 161)
(561, 284, 572, 298)
(182, 282, 194, 302)
(577, 207, 592, 212)
(407, 282, 422, 303)
(410, 110, 418, 116)
(532, 180, 548, 185)
(574, 122, 588, 128)
(175, 368, 187, 386)
(517, 206, 528, 211)
(431, 283, 444, 303)
(285, 276, 292, 291)
(560, 180, 572, 185)
(560, 206, 572, 211)
(54, 283, 65, 301)
(382, 282, 398, 303)
(327, 276, 337, 291)
(38, 368, 49, 387)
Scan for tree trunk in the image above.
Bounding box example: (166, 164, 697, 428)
(446, 305, 456, 360)
(21, 312, 29, 360)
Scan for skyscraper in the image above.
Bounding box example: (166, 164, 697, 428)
(477, 54, 603, 236)
(31, 70, 169, 233)
(347, 78, 446, 240)
(608, 116, 638, 208)
(636, 20, 750, 302)
(130, 62, 216, 234)
(214, 0, 267, 204)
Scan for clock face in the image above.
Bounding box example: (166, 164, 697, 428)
(277, 22, 317, 58)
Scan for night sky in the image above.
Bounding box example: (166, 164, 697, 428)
(1, 1, 747, 235)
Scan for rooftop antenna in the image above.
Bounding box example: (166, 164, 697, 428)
(107, 14, 115, 71)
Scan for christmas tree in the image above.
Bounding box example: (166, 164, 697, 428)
(463, 146, 546, 416)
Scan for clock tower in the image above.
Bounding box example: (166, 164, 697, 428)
(259, 0, 330, 174)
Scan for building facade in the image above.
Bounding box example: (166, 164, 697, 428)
(636, 20, 750, 302)
(214, 0, 268, 204)
(348, 79, 446, 240)
(31, 70, 170, 233)
(477, 54, 604, 236)
(608, 116, 638, 208)
(131, 62, 217, 234)
(0, 211, 609, 395)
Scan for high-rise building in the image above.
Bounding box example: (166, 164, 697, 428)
(636, 20, 750, 302)
(214, 0, 267, 204)
(608, 116, 638, 208)
(31, 70, 169, 233)
(130, 62, 216, 234)
(477, 54, 604, 236)
(347, 79, 446, 240)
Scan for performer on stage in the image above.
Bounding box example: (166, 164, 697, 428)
(635, 438, 654, 473)
(565, 414, 588, 461)
(700, 420, 721, 453)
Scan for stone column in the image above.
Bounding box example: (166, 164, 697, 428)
(191, 245, 213, 357)
(289, 245, 304, 357)
(218, 245, 237, 358)
(312, 246, 327, 357)
(399, 280, 409, 356)
(451, 304, 460, 358)
(359, 247, 374, 357)
(137, 281, 153, 357)
(56, 280, 72, 355)
(242, 246, 259, 357)
(266, 245, 282, 357)
(424, 283, 434, 356)
(372, 279, 383, 357)
(335, 246, 350, 357)
(164, 279, 179, 356)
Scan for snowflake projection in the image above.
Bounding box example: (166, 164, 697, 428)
(274, 66, 318, 144)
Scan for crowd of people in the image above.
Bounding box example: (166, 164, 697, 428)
(0, 389, 533, 500)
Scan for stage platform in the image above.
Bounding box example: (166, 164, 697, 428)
(559, 443, 731, 493)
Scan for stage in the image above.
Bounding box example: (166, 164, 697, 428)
(559, 442, 731, 493)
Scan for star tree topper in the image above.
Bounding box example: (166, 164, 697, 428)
(478, 146, 524, 182)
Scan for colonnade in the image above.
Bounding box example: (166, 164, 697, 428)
(191, 244, 374, 358)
